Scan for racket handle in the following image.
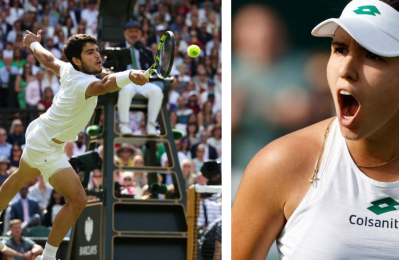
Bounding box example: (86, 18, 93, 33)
(144, 68, 152, 78)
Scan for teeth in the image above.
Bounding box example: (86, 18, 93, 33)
(343, 115, 353, 119)
(340, 90, 351, 95)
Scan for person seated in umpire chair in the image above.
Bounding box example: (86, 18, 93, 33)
(111, 20, 164, 136)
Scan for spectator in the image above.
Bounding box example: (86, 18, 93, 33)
(39, 15, 54, 38)
(7, 119, 25, 146)
(9, 143, 22, 168)
(87, 168, 102, 192)
(0, 127, 12, 159)
(115, 144, 135, 167)
(0, 58, 13, 101)
(42, 68, 60, 94)
(185, 91, 201, 114)
(72, 132, 86, 156)
(187, 29, 204, 51)
(3, 42, 14, 59)
(205, 30, 220, 57)
(37, 86, 54, 113)
(206, 11, 220, 34)
(203, 56, 215, 78)
(20, 11, 33, 32)
(66, 0, 81, 28)
(3, 219, 43, 260)
(198, 100, 214, 129)
(174, 30, 188, 55)
(213, 67, 221, 94)
(28, 175, 53, 211)
(198, 22, 212, 47)
(186, 122, 200, 147)
(80, 0, 98, 32)
(10, 186, 42, 231)
(169, 14, 184, 34)
(201, 80, 221, 112)
(8, 0, 23, 26)
(45, 37, 62, 60)
(191, 129, 218, 160)
(161, 139, 188, 167)
(43, 189, 65, 227)
(132, 155, 147, 189)
(25, 69, 45, 115)
(193, 67, 209, 93)
(193, 144, 206, 173)
(48, 1, 61, 28)
(180, 159, 195, 189)
(120, 171, 136, 197)
(180, 137, 192, 159)
(25, 53, 40, 76)
(10, 47, 25, 74)
(207, 124, 221, 158)
(209, 46, 220, 71)
(175, 96, 193, 124)
(0, 10, 13, 38)
(14, 62, 34, 109)
(0, 156, 10, 186)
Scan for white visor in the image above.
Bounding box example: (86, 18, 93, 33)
(312, 0, 399, 57)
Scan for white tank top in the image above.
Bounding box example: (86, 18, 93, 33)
(277, 119, 399, 259)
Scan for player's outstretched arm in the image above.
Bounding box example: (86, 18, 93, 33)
(23, 30, 65, 77)
(84, 70, 149, 99)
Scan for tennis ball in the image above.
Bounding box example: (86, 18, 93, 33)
(188, 45, 201, 58)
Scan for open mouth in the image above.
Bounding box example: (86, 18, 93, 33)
(338, 90, 360, 120)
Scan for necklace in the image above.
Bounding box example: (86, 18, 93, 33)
(309, 117, 399, 184)
(309, 117, 335, 185)
(356, 154, 399, 168)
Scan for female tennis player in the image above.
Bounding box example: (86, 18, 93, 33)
(232, 0, 399, 259)
(0, 30, 148, 260)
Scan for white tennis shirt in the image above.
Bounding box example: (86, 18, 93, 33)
(277, 119, 399, 259)
(39, 63, 98, 142)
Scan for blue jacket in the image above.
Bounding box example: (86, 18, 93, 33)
(10, 199, 42, 223)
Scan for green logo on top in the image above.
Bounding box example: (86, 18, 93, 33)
(354, 5, 381, 16)
(368, 197, 399, 215)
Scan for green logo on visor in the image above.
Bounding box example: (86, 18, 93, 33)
(354, 5, 381, 16)
(368, 197, 399, 215)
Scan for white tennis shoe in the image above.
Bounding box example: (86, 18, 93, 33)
(119, 124, 133, 135)
(146, 123, 157, 136)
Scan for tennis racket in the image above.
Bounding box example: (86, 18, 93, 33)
(143, 31, 175, 79)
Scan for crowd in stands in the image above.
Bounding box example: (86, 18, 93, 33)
(0, 0, 222, 245)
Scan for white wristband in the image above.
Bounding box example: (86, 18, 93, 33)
(115, 70, 133, 88)
(30, 41, 41, 52)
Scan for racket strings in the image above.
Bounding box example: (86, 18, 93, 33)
(158, 34, 174, 77)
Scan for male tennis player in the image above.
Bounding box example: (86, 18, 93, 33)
(113, 20, 164, 136)
(0, 30, 148, 260)
(232, 0, 399, 259)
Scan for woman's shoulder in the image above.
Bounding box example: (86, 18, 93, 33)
(246, 118, 334, 185)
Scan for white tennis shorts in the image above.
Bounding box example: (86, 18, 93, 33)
(21, 118, 71, 182)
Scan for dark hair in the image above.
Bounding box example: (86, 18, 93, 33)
(62, 34, 97, 71)
(47, 189, 66, 208)
(380, 0, 399, 11)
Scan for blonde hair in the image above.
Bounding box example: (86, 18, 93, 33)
(133, 155, 145, 166)
(180, 159, 195, 188)
(10, 219, 22, 227)
(9, 119, 23, 135)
